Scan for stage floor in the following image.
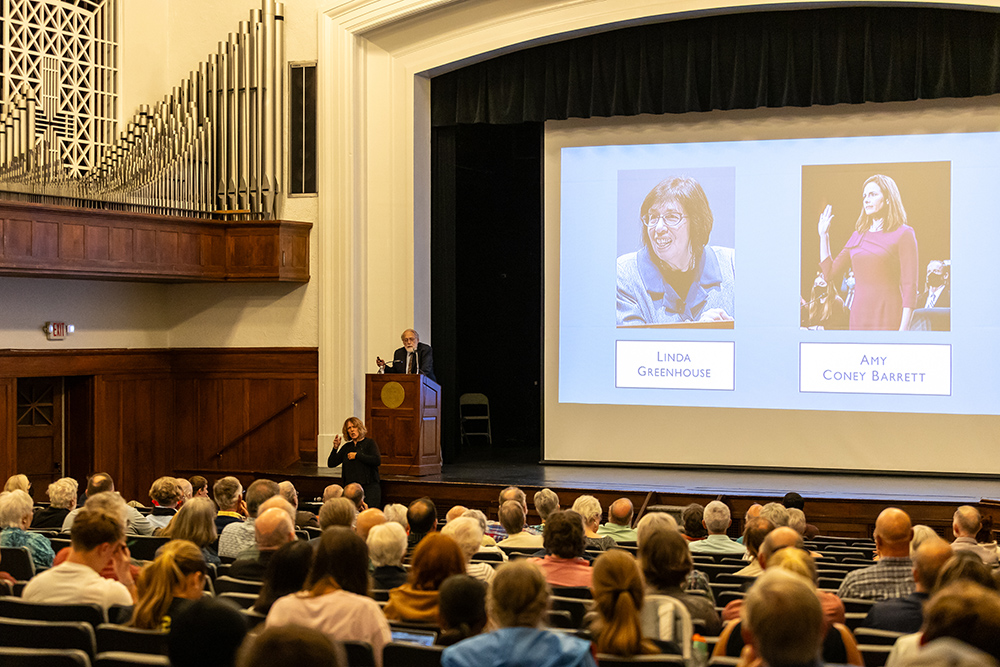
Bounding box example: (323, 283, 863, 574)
(305, 457, 1000, 505)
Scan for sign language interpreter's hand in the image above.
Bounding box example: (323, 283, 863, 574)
(818, 204, 834, 236)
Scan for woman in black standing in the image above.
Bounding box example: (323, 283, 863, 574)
(326, 416, 382, 508)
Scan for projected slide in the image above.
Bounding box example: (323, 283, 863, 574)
(559, 132, 1000, 416)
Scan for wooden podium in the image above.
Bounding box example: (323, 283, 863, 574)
(365, 373, 442, 476)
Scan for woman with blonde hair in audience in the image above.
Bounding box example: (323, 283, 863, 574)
(160, 496, 220, 564)
(441, 560, 596, 667)
(383, 532, 466, 623)
(266, 527, 391, 667)
(130, 539, 208, 630)
(31, 477, 78, 529)
(0, 489, 54, 569)
(590, 549, 659, 657)
(441, 516, 495, 585)
(3, 474, 29, 494)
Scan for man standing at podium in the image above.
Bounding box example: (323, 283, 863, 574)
(377, 328, 437, 383)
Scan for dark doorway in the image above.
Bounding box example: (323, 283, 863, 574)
(16, 377, 63, 501)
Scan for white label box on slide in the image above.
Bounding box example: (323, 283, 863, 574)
(799, 343, 951, 396)
(616, 340, 735, 390)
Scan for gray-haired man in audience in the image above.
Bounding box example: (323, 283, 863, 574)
(690, 500, 745, 556)
(951, 505, 999, 567)
(219, 479, 279, 559)
(496, 499, 543, 548)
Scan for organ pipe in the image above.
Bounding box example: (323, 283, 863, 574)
(0, 0, 285, 220)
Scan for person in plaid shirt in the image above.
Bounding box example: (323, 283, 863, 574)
(838, 507, 915, 601)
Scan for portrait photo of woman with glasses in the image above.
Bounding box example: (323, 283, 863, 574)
(616, 174, 735, 327)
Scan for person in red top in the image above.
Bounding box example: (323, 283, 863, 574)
(527, 510, 592, 588)
(817, 173, 918, 331)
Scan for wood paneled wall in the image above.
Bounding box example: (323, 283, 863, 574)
(0, 348, 317, 503)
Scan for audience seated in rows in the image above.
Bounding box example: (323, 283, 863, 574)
(735, 516, 775, 577)
(532, 487, 560, 531)
(680, 503, 707, 541)
(356, 507, 386, 539)
(384, 532, 465, 623)
(497, 499, 544, 548)
(0, 489, 55, 568)
(527, 510, 592, 588)
(760, 501, 790, 528)
(741, 568, 828, 667)
(147, 476, 182, 530)
(278, 480, 319, 529)
(639, 527, 722, 635)
(383, 502, 408, 530)
(952, 505, 999, 566)
(130, 539, 207, 630)
(266, 527, 391, 667)
(161, 496, 221, 564)
(3, 473, 30, 494)
(24, 507, 137, 609)
(689, 500, 746, 556)
(782, 491, 821, 538)
(238, 625, 346, 667)
(63, 472, 155, 535)
(572, 495, 617, 551)
(596, 497, 638, 543)
(30, 477, 78, 529)
(441, 560, 596, 667)
(319, 497, 357, 532)
(864, 537, 952, 633)
(344, 482, 367, 512)
(230, 506, 297, 580)
(169, 596, 248, 667)
(590, 549, 660, 658)
(838, 507, 915, 600)
(219, 479, 279, 559)
(436, 574, 488, 646)
(253, 539, 314, 615)
(368, 521, 409, 590)
(322, 483, 343, 501)
(407, 496, 438, 549)
(460, 508, 507, 558)
(441, 516, 495, 585)
(486, 486, 540, 542)
(213, 476, 246, 534)
(722, 527, 817, 623)
(176, 477, 193, 507)
(52, 491, 140, 581)
(190, 475, 209, 499)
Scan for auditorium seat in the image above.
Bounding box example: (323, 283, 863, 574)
(94, 652, 170, 666)
(0, 617, 97, 660)
(214, 576, 263, 595)
(95, 624, 169, 656)
(371, 588, 390, 602)
(382, 642, 444, 667)
(0, 547, 36, 580)
(0, 647, 91, 666)
(550, 585, 591, 599)
(715, 590, 744, 608)
(219, 592, 259, 609)
(241, 608, 266, 630)
(0, 598, 105, 626)
(595, 655, 686, 665)
(124, 537, 169, 561)
(342, 640, 376, 667)
(696, 563, 744, 582)
(859, 645, 892, 667)
(853, 628, 904, 645)
(546, 609, 575, 628)
(841, 598, 876, 614)
(549, 595, 591, 628)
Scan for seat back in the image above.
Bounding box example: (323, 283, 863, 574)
(342, 640, 376, 667)
(0, 546, 36, 579)
(219, 592, 259, 609)
(94, 652, 171, 666)
(124, 536, 170, 562)
(550, 585, 592, 599)
(853, 628, 905, 646)
(595, 655, 687, 666)
(549, 595, 592, 629)
(214, 576, 263, 595)
(0, 647, 91, 666)
(96, 624, 169, 656)
(639, 595, 693, 660)
(0, 598, 106, 626)
(0, 616, 97, 660)
(382, 642, 444, 667)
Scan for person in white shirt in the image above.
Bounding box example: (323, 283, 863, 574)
(24, 507, 136, 610)
(689, 500, 746, 556)
(497, 500, 543, 549)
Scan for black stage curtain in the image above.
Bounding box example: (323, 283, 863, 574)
(432, 6, 1000, 126)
